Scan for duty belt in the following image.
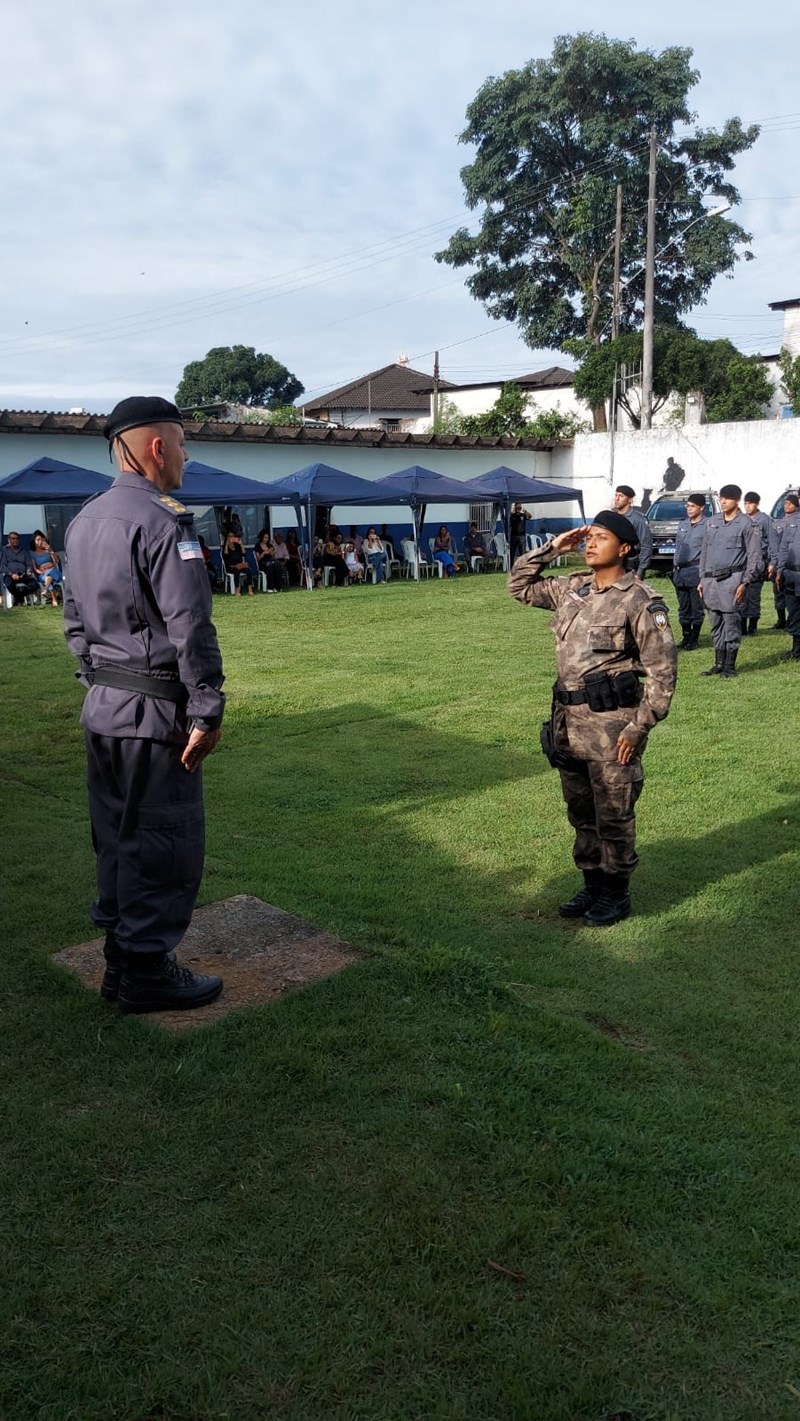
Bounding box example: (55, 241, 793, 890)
(91, 665, 187, 704)
(704, 566, 738, 581)
(554, 669, 642, 712)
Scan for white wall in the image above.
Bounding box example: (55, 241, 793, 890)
(549, 418, 800, 519)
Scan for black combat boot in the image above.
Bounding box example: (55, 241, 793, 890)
(749, 618, 759, 636)
(702, 650, 725, 676)
(583, 874, 631, 927)
(676, 625, 693, 650)
(559, 869, 604, 919)
(721, 647, 738, 678)
(100, 932, 123, 1003)
(774, 610, 787, 630)
(781, 637, 800, 661)
(739, 616, 749, 637)
(118, 954, 223, 1015)
(685, 623, 702, 650)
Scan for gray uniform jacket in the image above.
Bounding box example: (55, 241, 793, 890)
(626, 506, 652, 577)
(777, 513, 800, 591)
(699, 511, 762, 612)
(508, 544, 676, 756)
(63, 473, 225, 743)
(749, 509, 778, 570)
(672, 518, 705, 588)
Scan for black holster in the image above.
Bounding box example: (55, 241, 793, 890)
(582, 669, 642, 712)
(540, 718, 581, 772)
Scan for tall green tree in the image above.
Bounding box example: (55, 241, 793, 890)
(435, 33, 758, 426)
(176, 345, 304, 408)
(779, 348, 800, 415)
(573, 330, 772, 427)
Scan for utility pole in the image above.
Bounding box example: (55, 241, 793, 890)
(611, 183, 623, 342)
(641, 125, 658, 431)
(432, 350, 440, 430)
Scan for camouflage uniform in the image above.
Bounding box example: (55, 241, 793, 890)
(508, 543, 677, 878)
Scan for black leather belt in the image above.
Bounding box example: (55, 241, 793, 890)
(704, 567, 737, 581)
(91, 665, 187, 704)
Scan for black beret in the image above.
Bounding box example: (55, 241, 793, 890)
(591, 510, 639, 548)
(785, 493, 800, 509)
(615, 484, 636, 499)
(103, 396, 184, 443)
(686, 493, 706, 508)
(743, 491, 760, 503)
(719, 483, 742, 500)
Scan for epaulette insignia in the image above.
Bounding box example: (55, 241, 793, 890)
(153, 494, 188, 515)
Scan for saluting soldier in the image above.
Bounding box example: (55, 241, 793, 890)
(741, 491, 777, 636)
(698, 484, 762, 679)
(672, 492, 707, 650)
(63, 397, 226, 1014)
(776, 493, 800, 661)
(508, 512, 676, 927)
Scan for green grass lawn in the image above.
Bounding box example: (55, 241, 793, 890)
(2, 574, 799, 1421)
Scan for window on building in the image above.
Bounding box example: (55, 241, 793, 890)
(469, 502, 494, 531)
(380, 418, 401, 432)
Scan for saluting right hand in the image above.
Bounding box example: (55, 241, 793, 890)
(551, 525, 591, 554)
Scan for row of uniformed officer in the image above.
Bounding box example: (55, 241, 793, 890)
(64, 397, 226, 1014)
(698, 483, 762, 679)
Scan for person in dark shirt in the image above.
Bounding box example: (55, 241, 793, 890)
(509, 504, 533, 564)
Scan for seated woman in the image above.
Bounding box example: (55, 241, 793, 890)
(363, 527, 387, 583)
(285, 529, 303, 586)
(254, 530, 288, 592)
(30, 530, 63, 605)
(433, 525, 458, 578)
(222, 530, 254, 596)
(270, 531, 292, 590)
(323, 532, 348, 586)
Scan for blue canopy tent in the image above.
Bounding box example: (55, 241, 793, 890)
(374, 465, 492, 578)
(471, 467, 585, 568)
(262, 463, 409, 586)
(179, 460, 298, 508)
(0, 457, 113, 537)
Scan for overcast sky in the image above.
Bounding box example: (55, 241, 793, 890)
(0, 0, 797, 412)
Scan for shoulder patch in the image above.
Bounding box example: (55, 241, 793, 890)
(647, 599, 670, 630)
(152, 493, 188, 516)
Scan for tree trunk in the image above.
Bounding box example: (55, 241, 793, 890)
(592, 403, 607, 432)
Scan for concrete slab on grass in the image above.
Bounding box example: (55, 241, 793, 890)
(52, 894, 361, 1032)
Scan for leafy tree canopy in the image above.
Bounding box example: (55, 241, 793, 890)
(436, 33, 758, 357)
(573, 329, 772, 427)
(176, 345, 304, 409)
(458, 382, 587, 440)
(779, 348, 800, 415)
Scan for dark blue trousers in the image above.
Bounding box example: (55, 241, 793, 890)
(85, 732, 204, 956)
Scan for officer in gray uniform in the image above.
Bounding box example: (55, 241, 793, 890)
(672, 492, 707, 650)
(63, 396, 225, 1014)
(776, 493, 800, 660)
(698, 483, 762, 679)
(508, 511, 676, 926)
(773, 494, 798, 628)
(741, 491, 777, 636)
(613, 486, 652, 577)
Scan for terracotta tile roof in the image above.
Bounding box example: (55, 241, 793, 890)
(0, 409, 560, 450)
(302, 363, 455, 416)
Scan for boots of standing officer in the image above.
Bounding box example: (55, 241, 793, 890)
(748, 618, 759, 636)
(676, 625, 693, 650)
(559, 868, 604, 918)
(703, 649, 725, 676)
(781, 636, 800, 661)
(774, 610, 787, 630)
(117, 953, 223, 1014)
(583, 874, 631, 927)
(739, 615, 749, 637)
(721, 647, 738, 678)
(100, 932, 123, 1003)
(685, 623, 702, 651)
